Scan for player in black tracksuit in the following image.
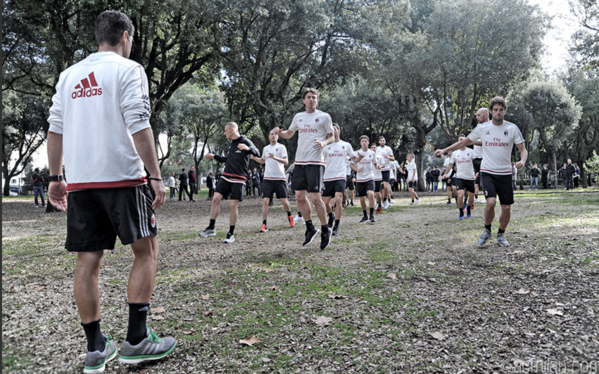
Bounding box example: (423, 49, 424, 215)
(199, 122, 260, 243)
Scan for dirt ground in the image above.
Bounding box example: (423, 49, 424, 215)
(2, 190, 599, 373)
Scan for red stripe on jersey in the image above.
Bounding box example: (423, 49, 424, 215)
(323, 177, 346, 181)
(481, 169, 512, 174)
(66, 178, 146, 191)
(295, 161, 325, 165)
(223, 172, 246, 180)
(222, 176, 246, 184)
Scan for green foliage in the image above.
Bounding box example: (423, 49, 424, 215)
(570, 0, 599, 68)
(584, 151, 599, 183)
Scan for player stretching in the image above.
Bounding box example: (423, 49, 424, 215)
(251, 129, 295, 232)
(352, 136, 379, 223)
(274, 88, 335, 249)
(200, 122, 261, 243)
(443, 134, 477, 219)
(434, 97, 527, 247)
(322, 124, 362, 235)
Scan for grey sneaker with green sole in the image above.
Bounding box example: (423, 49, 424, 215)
(477, 229, 493, 246)
(496, 233, 510, 247)
(83, 336, 118, 374)
(119, 328, 176, 365)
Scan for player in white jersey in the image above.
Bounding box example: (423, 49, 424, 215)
(406, 154, 420, 204)
(389, 159, 399, 203)
(376, 136, 395, 209)
(251, 129, 295, 232)
(274, 88, 335, 249)
(444, 135, 476, 219)
(472, 108, 488, 204)
(371, 143, 384, 213)
(435, 97, 528, 247)
(322, 124, 362, 235)
(344, 158, 356, 207)
(442, 152, 454, 205)
(351, 135, 380, 223)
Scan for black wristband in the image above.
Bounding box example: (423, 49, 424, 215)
(48, 175, 64, 182)
(148, 177, 162, 182)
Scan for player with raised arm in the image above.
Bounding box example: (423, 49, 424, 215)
(251, 129, 295, 232)
(200, 122, 261, 243)
(351, 136, 379, 223)
(434, 97, 527, 247)
(322, 124, 362, 235)
(273, 88, 335, 249)
(444, 134, 477, 219)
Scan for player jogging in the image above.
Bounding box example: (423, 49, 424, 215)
(434, 96, 527, 247)
(371, 143, 384, 213)
(47, 11, 175, 372)
(406, 154, 419, 205)
(251, 129, 295, 232)
(473, 108, 488, 204)
(322, 124, 362, 235)
(200, 122, 261, 243)
(443, 134, 477, 219)
(351, 136, 379, 223)
(274, 88, 335, 249)
(376, 136, 395, 209)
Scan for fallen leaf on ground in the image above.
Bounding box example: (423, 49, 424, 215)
(182, 331, 192, 335)
(427, 262, 435, 266)
(239, 336, 262, 346)
(202, 311, 213, 316)
(268, 286, 277, 291)
(36, 286, 46, 291)
(151, 315, 165, 321)
(202, 294, 210, 300)
(387, 273, 397, 280)
(314, 316, 333, 326)
(514, 288, 530, 295)
(430, 332, 446, 340)
(546, 309, 564, 316)
(151, 307, 166, 313)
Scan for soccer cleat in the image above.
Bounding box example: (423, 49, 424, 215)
(458, 215, 464, 220)
(376, 206, 382, 214)
(415, 199, 419, 205)
(293, 214, 304, 224)
(320, 227, 332, 249)
(287, 215, 295, 227)
(369, 215, 376, 223)
(382, 201, 388, 209)
(466, 212, 472, 218)
(83, 336, 117, 374)
(332, 226, 339, 236)
(390, 199, 395, 204)
(224, 233, 235, 243)
(199, 228, 216, 237)
(327, 213, 336, 228)
(303, 228, 320, 246)
(359, 216, 369, 223)
(350, 201, 354, 206)
(477, 229, 493, 246)
(119, 328, 176, 365)
(496, 233, 510, 247)
(259, 224, 268, 233)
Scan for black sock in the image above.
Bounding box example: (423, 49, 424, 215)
(459, 208, 464, 217)
(322, 224, 328, 231)
(412, 199, 414, 203)
(306, 220, 315, 231)
(126, 303, 149, 346)
(287, 211, 291, 217)
(328, 212, 334, 219)
(229, 225, 235, 235)
(82, 319, 105, 352)
(208, 219, 216, 230)
(467, 205, 471, 214)
(363, 210, 368, 217)
(334, 219, 340, 227)
(263, 219, 267, 225)
(448, 197, 451, 202)
(297, 211, 303, 217)
(369, 208, 374, 216)
(498, 228, 505, 234)
(485, 224, 492, 231)
(475, 194, 478, 199)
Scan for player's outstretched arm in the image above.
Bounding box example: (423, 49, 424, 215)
(273, 127, 295, 139)
(433, 138, 473, 157)
(251, 155, 265, 164)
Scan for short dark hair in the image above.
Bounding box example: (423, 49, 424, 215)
(359, 135, 369, 142)
(302, 87, 319, 99)
(96, 11, 135, 47)
(489, 96, 507, 111)
(182, 168, 185, 172)
(378, 136, 385, 140)
(34, 168, 39, 172)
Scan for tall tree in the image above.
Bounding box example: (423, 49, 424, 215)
(570, 0, 599, 68)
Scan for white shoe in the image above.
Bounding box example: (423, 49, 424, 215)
(383, 201, 389, 209)
(415, 199, 419, 205)
(293, 215, 304, 223)
(224, 233, 235, 243)
(474, 198, 479, 202)
(390, 199, 395, 204)
(479, 198, 487, 204)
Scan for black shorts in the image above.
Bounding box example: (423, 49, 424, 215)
(451, 176, 457, 186)
(215, 178, 244, 201)
(292, 164, 323, 193)
(473, 158, 482, 173)
(408, 181, 416, 189)
(66, 185, 157, 252)
(261, 179, 288, 200)
(346, 175, 355, 190)
(356, 180, 375, 196)
(481, 172, 514, 205)
(389, 178, 395, 186)
(374, 180, 382, 193)
(381, 170, 390, 183)
(323, 179, 346, 197)
(476, 175, 481, 185)
(456, 178, 475, 193)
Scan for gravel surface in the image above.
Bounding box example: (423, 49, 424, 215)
(3, 190, 599, 373)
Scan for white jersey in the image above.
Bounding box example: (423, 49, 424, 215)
(376, 145, 393, 171)
(443, 157, 451, 176)
(354, 149, 377, 182)
(450, 149, 476, 180)
(473, 143, 483, 159)
(262, 143, 288, 180)
(407, 160, 418, 181)
(48, 51, 151, 191)
(346, 158, 353, 176)
(288, 110, 334, 165)
(323, 141, 355, 181)
(373, 154, 384, 181)
(467, 120, 524, 175)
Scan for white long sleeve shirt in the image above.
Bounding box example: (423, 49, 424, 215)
(48, 51, 151, 191)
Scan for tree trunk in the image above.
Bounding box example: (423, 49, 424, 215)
(3, 176, 11, 197)
(551, 151, 558, 189)
(538, 126, 558, 189)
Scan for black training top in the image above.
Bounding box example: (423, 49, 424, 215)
(530, 168, 539, 178)
(214, 135, 260, 184)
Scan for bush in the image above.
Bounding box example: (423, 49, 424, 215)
(584, 151, 599, 184)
